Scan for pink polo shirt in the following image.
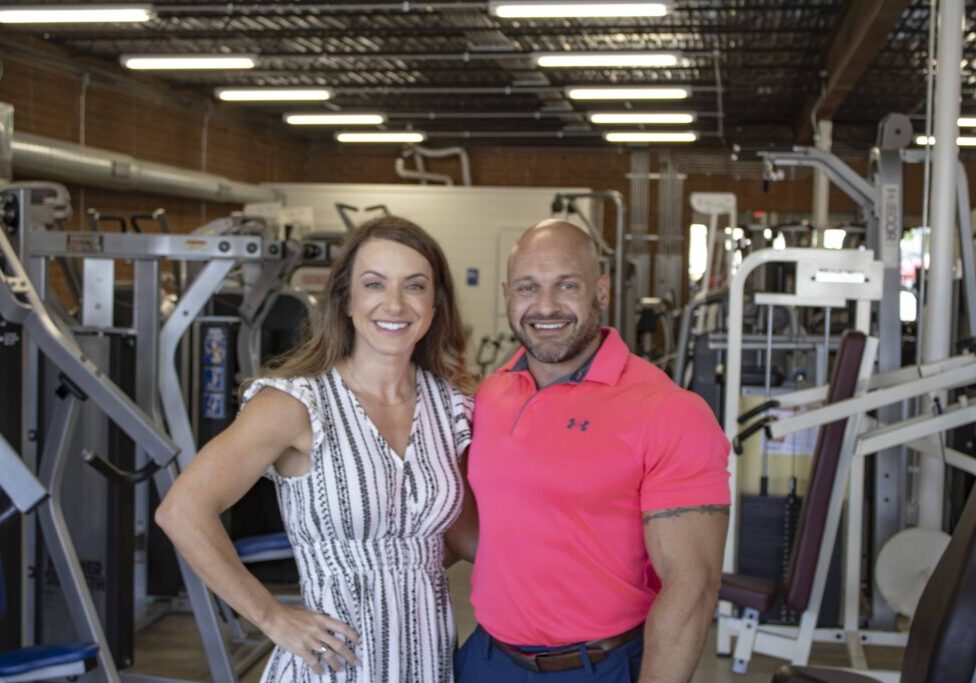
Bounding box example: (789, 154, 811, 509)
(468, 328, 730, 646)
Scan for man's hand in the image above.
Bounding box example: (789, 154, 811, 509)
(639, 504, 728, 682)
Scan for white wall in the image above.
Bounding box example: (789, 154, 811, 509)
(270, 183, 593, 370)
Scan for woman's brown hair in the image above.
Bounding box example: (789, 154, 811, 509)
(254, 214, 474, 393)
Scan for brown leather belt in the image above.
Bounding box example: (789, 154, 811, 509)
(488, 623, 644, 673)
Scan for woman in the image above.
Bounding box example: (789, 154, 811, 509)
(156, 215, 477, 682)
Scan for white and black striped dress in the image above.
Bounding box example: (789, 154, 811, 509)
(242, 366, 472, 683)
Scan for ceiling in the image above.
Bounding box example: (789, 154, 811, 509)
(1, 0, 973, 150)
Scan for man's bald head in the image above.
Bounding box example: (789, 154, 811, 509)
(502, 218, 609, 375)
(507, 219, 601, 280)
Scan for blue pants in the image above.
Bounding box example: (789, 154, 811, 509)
(454, 626, 644, 682)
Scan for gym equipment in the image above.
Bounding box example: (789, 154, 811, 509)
(0, 198, 186, 683)
(0, 434, 100, 683)
(772, 465, 976, 682)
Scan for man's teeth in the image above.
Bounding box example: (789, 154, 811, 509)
(376, 321, 408, 331)
(532, 322, 568, 330)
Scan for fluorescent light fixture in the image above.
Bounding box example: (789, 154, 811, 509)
(490, 1, 669, 18)
(604, 131, 697, 143)
(0, 4, 153, 23)
(960, 116, 976, 127)
(286, 113, 386, 126)
(336, 132, 426, 143)
(534, 52, 679, 68)
(121, 54, 256, 70)
(588, 112, 695, 125)
(813, 268, 867, 285)
(915, 135, 976, 146)
(567, 86, 690, 100)
(218, 88, 332, 102)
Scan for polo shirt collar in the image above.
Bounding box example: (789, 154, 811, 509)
(503, 326, 629, 386)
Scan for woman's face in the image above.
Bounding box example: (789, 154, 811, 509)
(346, 238, 436, 361)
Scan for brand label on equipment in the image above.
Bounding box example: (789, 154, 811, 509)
(66, 233, 103, 254)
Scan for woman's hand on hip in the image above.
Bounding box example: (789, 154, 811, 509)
(262, 604, 361, 674)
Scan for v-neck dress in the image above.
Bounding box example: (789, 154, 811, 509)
(241, 366, 472, 683)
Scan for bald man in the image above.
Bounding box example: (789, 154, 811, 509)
(455, 220, 731, 682)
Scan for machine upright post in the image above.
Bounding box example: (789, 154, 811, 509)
(921, 0, 964, 529)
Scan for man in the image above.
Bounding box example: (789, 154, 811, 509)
(456, 219, 730, 682)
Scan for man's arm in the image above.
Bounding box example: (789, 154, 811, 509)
(638, 504, 729, 683)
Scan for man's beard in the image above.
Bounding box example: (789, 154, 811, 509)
(510, 296, 603, 365)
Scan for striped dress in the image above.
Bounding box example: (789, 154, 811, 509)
(242, 366, 472, 683)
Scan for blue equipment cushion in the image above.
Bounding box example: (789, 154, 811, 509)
(0, 643, 99, 676)
(234, 532, 293, 562)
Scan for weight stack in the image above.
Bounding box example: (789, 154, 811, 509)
(738, 493, 843, 626)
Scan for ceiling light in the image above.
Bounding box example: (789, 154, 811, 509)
(0, 4, 153, 23)
(286, 114, 386, 125)
(589, 112, 695, 124)
(604, 131, 698, 143)
(567, 86, 690, 100)
(121, 54, 256, 70)
(489, 1, 669, 18)
(915, 135, 976, 146)
(336, 132, 426, 143)
(218, 88, 332, 102)
(534, 52, 680, 68)
(959, 116, 976, 127)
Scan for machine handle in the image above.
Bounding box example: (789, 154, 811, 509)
(737, 399, 781, 425)
(732, 416, 776, 455)
(82, 448, 164, 484)
(86, 210, 128, 233)
(130, 209, 170, 234)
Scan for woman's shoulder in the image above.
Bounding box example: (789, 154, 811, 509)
(417, 367, 472, 408)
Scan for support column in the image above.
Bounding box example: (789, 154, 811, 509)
(921, 0, 964, 528)
(813, 119, 833, 246)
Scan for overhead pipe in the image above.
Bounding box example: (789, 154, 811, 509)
(410, 145, 472, 186)
(11, 132, 279, 204)
(394, 155, 453, 185)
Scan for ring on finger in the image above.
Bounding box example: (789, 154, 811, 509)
(316, 645, 329, 656)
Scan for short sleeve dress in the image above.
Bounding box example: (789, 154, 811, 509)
(241, 366, 472, 683)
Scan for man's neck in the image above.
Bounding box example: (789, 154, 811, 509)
(526, 333, 603, 389)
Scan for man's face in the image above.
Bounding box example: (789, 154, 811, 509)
(504, 239, 608, 365)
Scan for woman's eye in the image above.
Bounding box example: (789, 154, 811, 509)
(364, 281, 382, 289)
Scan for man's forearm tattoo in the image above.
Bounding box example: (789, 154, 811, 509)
(643, 505, 730, 524)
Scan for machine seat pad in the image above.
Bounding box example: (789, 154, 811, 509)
(234, 531, 293, 561)
(719, 573, 779, 613)
(772, 665, 881, 683)
(0, 643, 99, 676)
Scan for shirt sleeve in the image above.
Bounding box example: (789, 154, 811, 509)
(640, 390, 731, 512)
(240, 377, 325, 482)
(450, 387, 473, 458)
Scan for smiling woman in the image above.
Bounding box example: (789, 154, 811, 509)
(155, 214, 478, 683)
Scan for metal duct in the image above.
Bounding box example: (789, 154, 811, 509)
(11, 131, 279, 204)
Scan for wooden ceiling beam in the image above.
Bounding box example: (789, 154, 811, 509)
(793, 0, 913, 142)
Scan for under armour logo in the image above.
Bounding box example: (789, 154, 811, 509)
(566, 418, 590, 432)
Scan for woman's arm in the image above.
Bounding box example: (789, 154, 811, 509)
(445, 450, 479, 564)
(155, 387, 359, 673)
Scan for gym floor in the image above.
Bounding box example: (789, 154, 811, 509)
(129, 563, 904, 682)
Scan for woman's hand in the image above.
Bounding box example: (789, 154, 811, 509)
(261, 605, 361, 674)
